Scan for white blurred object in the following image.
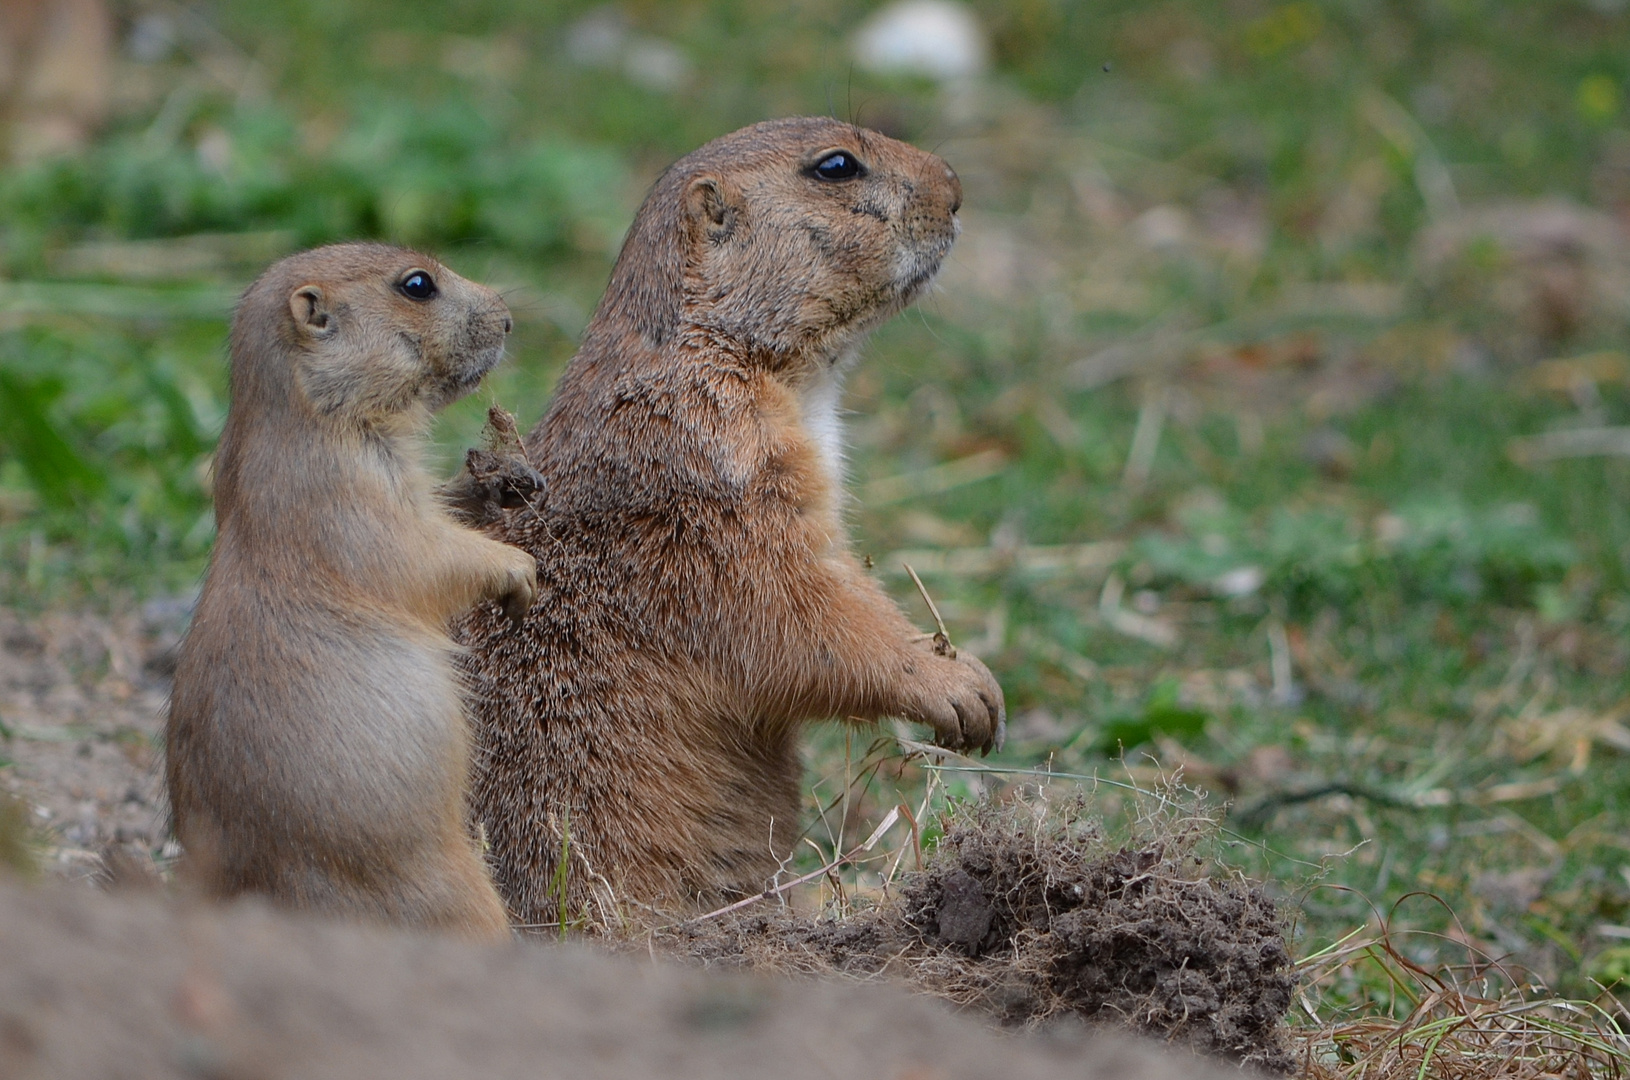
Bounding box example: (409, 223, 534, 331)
(565, 7, 626, 68)
(564, 7, 691, 93)
(1132, 205, 1192, 250)
(125, 12, 176, 63)
(1212, 566, 1264, 599)
(852, 0, 988, 82)
(623, 37, 690, 92)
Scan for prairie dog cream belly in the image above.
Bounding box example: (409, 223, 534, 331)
(193, 615, 466, 847)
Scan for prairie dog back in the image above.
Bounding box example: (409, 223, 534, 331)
(167, 243, 536, 938)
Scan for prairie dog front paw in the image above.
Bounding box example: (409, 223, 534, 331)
(494, 548, 538, 625)
(900, 647, 1005, 754)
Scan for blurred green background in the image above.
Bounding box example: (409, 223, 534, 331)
(1, 0, 1629, 1012)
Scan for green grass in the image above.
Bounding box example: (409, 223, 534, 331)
(826, 337, 1630, 1005)
(1, 0, 1627, 1016)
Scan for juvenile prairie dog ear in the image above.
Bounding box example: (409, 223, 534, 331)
(684, 175, 739, 243)
(289, 285, 334, 338)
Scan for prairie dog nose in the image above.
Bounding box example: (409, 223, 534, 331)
(943, 162, 962, 214)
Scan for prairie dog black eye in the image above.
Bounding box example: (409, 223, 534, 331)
(812, 152, 863, 181)
(399, 271, 437, 301)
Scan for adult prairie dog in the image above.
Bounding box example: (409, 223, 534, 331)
(167, 243, 536, 939)
(458, 117, 1004, 923)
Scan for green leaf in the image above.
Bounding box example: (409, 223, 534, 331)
(1587, 945, 1630, 989)
(1094, 678, 1210, 754)
(0, 369, 104, 508)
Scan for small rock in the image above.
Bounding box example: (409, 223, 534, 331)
(1301, 427, 1356, 479)
(623, 38, 691, 92)
(564, 7, 626, 67)
(1213, 566, 1264, 598)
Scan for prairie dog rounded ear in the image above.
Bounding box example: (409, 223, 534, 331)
(290, 285, 333, 337)
(684, 176, 738, 242)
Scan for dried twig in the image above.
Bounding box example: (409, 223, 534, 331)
(684, 806, 902, 925)
(861, 449, 1007, 505)
(1121, 383, 1169, 491)
(880, 541, 1125, 579)
(904, 563, 955, 658)
(1509, 425, 1630, 465)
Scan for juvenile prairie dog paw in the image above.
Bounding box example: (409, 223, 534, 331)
(902, 647, 1006, 755)
(495, 549, 538, 625)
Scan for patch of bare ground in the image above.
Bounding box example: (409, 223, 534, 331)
(655, 792, 1299, 1075)
(0, 603, 180, 881)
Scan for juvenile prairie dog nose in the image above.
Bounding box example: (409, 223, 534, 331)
(481, 288, 513, 334)
(486, 288, 513, 334)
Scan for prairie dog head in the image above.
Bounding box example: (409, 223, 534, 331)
(594, 117, 961, 365)
(232, 243, 513, 428)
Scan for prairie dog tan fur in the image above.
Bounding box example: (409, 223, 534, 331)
(167, 243, 535, 938)
(458, 118, 1004, 922)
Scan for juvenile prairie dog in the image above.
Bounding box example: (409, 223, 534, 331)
(167, 243, 536, 939)
(459, 117, 1004, 922)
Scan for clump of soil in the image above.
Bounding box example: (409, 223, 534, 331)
(662, 793, 1297, 1075)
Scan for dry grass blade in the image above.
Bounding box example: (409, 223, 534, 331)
(879, 541, 1126, 579)
(861, 449, 1008, 506)
(1305, 993, 1629, 1080)
(1294, 913, 1630, 1080)
(0, 280, 238, 320)
(1121, 383, 1169, 491)
(46, 230, 296, 281)
(1509, 426, 1630, 465)
(685, 806, 902, 925)
(904, 562, 955, 658)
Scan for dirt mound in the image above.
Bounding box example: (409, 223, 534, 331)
(0, 872, 1253, 1080)
(662, 794, 1297, 1074)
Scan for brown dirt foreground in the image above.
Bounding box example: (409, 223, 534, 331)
(0, 872, 1261, 1080)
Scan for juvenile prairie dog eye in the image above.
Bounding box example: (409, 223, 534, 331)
(399, 271, 438, 300)
(812, 152, 863, 181)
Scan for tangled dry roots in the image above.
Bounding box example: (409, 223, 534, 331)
(661, 793, 1297, 1074)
